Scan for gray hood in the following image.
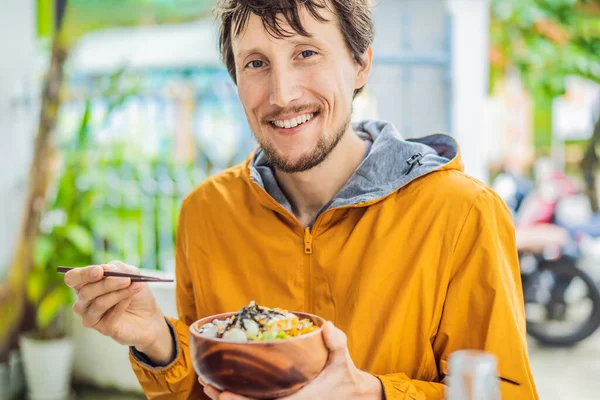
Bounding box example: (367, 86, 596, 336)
(249, 120, 460, 216)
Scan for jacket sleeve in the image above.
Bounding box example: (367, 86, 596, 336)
(376, 188, 538, 400)
(129, 200, 207, 399)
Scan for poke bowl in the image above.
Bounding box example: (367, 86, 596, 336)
(189, 301, 328, 399)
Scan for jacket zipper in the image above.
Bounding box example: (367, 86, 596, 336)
(251, 172, 434, 313)
(249, 180, 317, 312)
(304, 227, 313, 313)
(304, 227, 313, 254)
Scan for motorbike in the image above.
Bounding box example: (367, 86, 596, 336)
(494, 161, 600, 346)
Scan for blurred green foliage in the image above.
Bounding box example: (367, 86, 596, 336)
(27, 100, 94, 339)
(24, 66, 234, 338)
(25, 70, 156, 338)
(490, 0, 600, 154)
(491, 0, 600, 98)
(21, 0, 236, 342)
(37, 0, 215, 42)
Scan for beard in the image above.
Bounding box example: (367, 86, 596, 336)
(256, 113, 351, 174)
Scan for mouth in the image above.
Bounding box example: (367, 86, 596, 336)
(267, 112, 319, 135)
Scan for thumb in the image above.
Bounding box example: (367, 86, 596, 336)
(322, 321, 348, 355)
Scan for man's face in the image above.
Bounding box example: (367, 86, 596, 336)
(232, 6, 371, 173)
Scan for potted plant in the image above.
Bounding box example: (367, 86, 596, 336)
(19, 102, 96, 400)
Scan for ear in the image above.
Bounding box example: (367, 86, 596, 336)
(355, 46, 373, 90)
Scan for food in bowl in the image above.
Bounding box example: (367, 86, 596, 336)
(196, 301, 318, 342)
(189, 306, 328, 398)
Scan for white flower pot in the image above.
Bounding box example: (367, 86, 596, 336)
(19, 335, 73, 400)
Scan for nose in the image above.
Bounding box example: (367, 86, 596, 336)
(269, 66, 302, 108)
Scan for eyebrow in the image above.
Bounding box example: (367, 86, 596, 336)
(236, 37, 324, 60)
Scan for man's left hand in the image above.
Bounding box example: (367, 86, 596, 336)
(200, 321, 383, 400)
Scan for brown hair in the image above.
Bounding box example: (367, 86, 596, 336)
(215, 0, 374, 98)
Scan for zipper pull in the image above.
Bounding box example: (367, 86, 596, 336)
(304, 227, 313, 255)
(405, 153, 423, 176)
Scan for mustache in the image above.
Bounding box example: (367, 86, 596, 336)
(262, 104, 322, 123)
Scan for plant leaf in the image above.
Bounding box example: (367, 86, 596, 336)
(76, 99, 92, 149)
(36, 285, 73, 332)
(65, 224, 94, 255)
(33, 235, 54, 268)
(26, 272, 47, 305)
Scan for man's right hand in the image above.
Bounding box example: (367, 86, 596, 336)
(64, 260, 174, 365)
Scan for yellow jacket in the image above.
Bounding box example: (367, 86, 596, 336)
(130, 121, 538, 399)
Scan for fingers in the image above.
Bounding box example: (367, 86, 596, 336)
(74, 275, 131, 310)
(71, 261, 141, 302)
(322, 321, 347, 352)
(320, 321, 352, 369)
(199, 381, 254, 400)
(64, 261, 139, 292)
(107, 260, 141, 276)
(64, 265, 105, 291)
(205, 389, 253, 400)
(76, 284, 143, 328)
(219, 392, 254, 400)
(203, 386, 219, 400)
(94, 297, 133, 338)
(70, 261, 144, 328)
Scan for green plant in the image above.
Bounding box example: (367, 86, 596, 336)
(25, 100, 95, 340)
(5, 0, 220, 348)
(490, 0, 600, 97)
(490, 0, 600, 154)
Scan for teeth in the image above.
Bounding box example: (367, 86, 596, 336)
(272, 113, 314, 129)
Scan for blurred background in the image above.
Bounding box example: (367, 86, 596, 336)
(0, 0, 599, 399)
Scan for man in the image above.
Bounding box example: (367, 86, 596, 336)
(64, 0, 539, 399)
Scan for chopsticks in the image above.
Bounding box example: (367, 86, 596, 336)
(57, 266, 174, 283)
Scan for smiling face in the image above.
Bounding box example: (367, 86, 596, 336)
(231, 4, 372, 173)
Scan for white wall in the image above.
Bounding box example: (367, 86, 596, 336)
(369, 0, 490, 182)
(0, 0, 38, 277)
(69, 20, 222, 74)
(447, 0, 490, 183)
(370, 0, 448, 139)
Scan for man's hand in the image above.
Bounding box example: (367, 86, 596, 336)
(200, 321, 383, 400)
(65, 261, 174, 365)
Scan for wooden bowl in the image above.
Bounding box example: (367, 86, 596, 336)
(189, 311, 328, 399)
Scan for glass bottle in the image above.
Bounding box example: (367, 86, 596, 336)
(446, 350, 501, 400)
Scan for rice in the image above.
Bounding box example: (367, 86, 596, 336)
(197, 301, 318, 342)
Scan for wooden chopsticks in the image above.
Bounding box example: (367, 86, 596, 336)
(57, 266, 174, 283)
